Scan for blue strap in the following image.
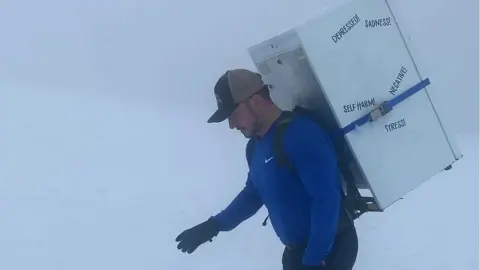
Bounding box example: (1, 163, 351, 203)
(340, 77, 431, 135)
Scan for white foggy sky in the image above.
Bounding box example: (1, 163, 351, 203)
(1, 0, 478, 269)
(1, 0, 477, 133)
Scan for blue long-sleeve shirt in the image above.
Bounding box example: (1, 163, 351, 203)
(213, 114, 342, 266)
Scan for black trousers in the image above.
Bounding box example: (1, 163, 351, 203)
(282, 225, 358, 270)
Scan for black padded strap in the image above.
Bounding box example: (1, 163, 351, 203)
(245, 138, 256, 167)
(272, 111, 295, 171)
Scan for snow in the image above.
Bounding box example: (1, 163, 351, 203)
(0, 0, 478, 269)
(1, 87, 478, 270)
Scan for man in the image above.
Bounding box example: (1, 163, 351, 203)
(175, 69, 358, 270)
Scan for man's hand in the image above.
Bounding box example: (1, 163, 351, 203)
(303, 260, 327, 270)
(283, 246, 328, 270)
(175, 217, 220, 254)
(303, 263, 326, 270)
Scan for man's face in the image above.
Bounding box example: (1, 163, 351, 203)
(227, 100, 260, 138)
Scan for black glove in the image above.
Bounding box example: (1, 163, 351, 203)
(175, 217, 220, 254)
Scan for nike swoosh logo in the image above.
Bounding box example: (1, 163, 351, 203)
(265, 157, 274, 163)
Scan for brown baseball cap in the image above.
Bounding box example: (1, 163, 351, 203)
(207, 69, 265, 123)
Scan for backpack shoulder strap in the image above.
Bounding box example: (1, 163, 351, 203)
(273, 109, 357, 227)
(245, 138, 256, 167)
(272, 111, 296, 172)
(245, 111, 295, 170)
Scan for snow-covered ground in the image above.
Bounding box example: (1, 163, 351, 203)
(1, 0, 478, 269)
(1, 87, 478, 270)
